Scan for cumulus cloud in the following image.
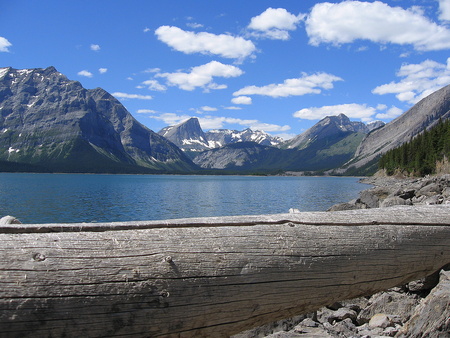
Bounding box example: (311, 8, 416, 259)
(248, 8, 305, 40)
(372, 58, 450, 104)
(77, 70, 93, 78)
(293, 103, 378, 121)
(137, 109, 158, 114)
(112, 92, 153, 100)
(306, 1, 450, 51)
(439, 0, 450, 21)
(90, 44, 101, 51)
(142, 79, 167, 91)
(375, 106, 403, 119)
(99, 68, 108, 74)
(233, 72, 343, 98)
(231, 96, 252, 105)
(0, 37, 12, 52)
(157, 61, 243, 91)
(155, 25, 256, 59)
(200, 106, 217, 112)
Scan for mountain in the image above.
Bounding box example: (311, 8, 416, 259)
(205, 128, 283, 148)
(342, 84, 450, 175)
(194, 114, 370, 172)
(157, 117, 283, 155)
(0, 66, 197, 173)
(158, 117, 210, 153)
(281, 114, 373, 150)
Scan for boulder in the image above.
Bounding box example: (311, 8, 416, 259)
(357, 291, 419, 325)
(417, 183, 442, 197)
(0, 216, 21, 225)
(380, 196, 412, 208)
(398, 270, 450, 337)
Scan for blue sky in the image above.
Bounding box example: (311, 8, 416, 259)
(1, 0, 449, 139)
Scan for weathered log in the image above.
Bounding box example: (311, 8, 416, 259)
(0, 205, 449, 337)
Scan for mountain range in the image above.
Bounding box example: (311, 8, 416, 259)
(1, 66, 448, 175)
(158, 117, 282, 157)
(0, 66, 196, 173)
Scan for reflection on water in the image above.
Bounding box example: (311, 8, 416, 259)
(0, 173, 367, 224)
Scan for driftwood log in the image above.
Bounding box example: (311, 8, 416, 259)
(0, 205, 449, 337)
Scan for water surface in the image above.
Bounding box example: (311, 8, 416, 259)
(0, 173, 367, 224)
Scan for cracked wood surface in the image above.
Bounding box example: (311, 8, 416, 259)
(0, 205, 449, 337)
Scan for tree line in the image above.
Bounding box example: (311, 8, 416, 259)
(379, 118, 450, 176)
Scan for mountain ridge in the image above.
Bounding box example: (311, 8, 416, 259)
(0, 66, 197, 173)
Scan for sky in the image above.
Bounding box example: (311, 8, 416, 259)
(1, 0, 450, 139)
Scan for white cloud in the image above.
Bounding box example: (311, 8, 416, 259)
(372, 58, 450, 104)
(90, 44, 101, 51)
(142, 79, 167, 91)
(200, 106, 217, 112)
(233, 72, 343, 98)
(439, 0, 450, 21)
(155, 25, 256, 59)
(306, 1, 450, 51)
(293, 103, 379, 121)
(223, 106, 242, 110)
(231, 96, 252, 105)
(143, 27, 151, 33)
(157, 61, 243, 91)
(112, 92, 153, 100)
(248, 8, 305, 40)
(186, 22, 204, 29)
(137, 109, 158, 114)
(375, 106, 403, 119)
(0, 37, 12, 52)
(77, 70, 93, 78)
(144, 68, 161, 73)
(99, 68, 108, 74)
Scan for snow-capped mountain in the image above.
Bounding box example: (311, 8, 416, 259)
(158, 117, 283, 153)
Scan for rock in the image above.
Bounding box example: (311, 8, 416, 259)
(328, 307, 357, 323)
(368, 313, 395, 329)
(398, 270, 450, 337)
(442, 187, 450, 197)
(359, 187, 391, 208)
(407, 270, 441, 292)
(357, 291, 419, 325)
(328, 318, 356, 336)
(0, 216, 21, 225)
(417, 183, 442, 197)
(298, 318, 318, 328)
(380, 195, 412, 208)
(395, 189, 416, 200)
(421, 195, 444, 205)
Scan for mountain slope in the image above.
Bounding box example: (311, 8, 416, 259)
(158, 117, 210, 152)
(194, 115, 369, 172)
(0, 67, 196, 173)
(281, 114, 372, 150)
(343, 84, 450, 174)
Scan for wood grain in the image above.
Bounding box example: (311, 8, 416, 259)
(0, 205, 449, 337)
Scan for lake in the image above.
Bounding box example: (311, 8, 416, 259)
(0, 173, 368, 224)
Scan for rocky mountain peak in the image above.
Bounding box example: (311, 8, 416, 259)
(0, 66, 196, 173)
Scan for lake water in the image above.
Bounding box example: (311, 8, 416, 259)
(0, 173, 368, 224)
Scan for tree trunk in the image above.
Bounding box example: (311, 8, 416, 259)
(0, 205, 449, 337)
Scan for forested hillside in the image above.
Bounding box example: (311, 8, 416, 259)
(379, 118, 450, 176)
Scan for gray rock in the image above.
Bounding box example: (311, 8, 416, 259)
(357, 291, 419, 325)
(0, 215, 21, 225)
(368, 313, 395, 329)
(380, 195, 412, 208)
(359, 187, 390, 208)
(398, 270, 450, 337)
(442, 187, 450, 197)
(396, 189, 416, 200)
(417, 183, 442, 197)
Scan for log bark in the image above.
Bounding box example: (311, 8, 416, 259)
(0, 205, 449, 337)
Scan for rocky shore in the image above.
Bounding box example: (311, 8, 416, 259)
(235, 174, 450, 338)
